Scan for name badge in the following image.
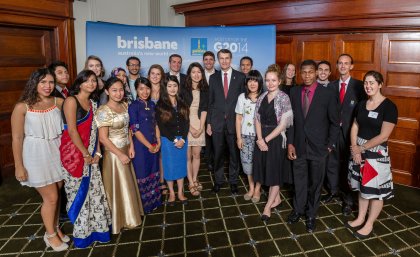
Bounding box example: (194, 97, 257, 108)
(368, 111, 378, 119)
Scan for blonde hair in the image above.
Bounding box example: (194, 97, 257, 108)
(265, 64, 282, 84)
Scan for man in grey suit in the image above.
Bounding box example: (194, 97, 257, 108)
(207, 49, 245, 194)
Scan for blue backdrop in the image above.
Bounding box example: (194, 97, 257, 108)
(86, 22, 276, 78)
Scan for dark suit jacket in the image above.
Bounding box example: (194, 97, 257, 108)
(180, 86, 209, 120)
(287, 83, 340, 160)
(328, 78, 366, 140)
(50, 86, 67, 99)
(208, 69, 246, 134)
(165, 72, 186, 88)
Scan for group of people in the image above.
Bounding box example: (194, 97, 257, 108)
(11, 48, 397, 251)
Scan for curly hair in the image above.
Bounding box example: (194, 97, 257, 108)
(185, 62, 208, 91)
(19, 68, 55, 107)
(156, 75, 189, 123)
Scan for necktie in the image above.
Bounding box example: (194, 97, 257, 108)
(223, 72, 228, 98)
(303, 88, 310, 118)
(62, 87, 69, 98)
(339, 82, 346, 104)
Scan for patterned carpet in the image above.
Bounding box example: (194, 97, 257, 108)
(0, 163, 419, 257)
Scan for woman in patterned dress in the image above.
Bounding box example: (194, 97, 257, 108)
(60, 70, 111, 248)
(180, 62, 208, 196)
(96, 77, 143, 234)
(347, 71, 398, 239)
(129, 77, 162, 213)
(11, 68, 69, 251)
(235, 70, 263, 202)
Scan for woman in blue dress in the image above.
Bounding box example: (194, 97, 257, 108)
(156, 76, 189, 205)
(128, 77, 162, 213)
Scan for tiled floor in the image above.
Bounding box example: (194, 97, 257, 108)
(0, 167, 419, 257)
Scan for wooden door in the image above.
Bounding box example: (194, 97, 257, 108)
(0, 25, 56, 175)
(276, 32, 420, 186)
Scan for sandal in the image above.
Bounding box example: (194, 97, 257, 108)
(194, 180, 203, 191)
(159, 183, 168, 195)
(189, 184, 200, 196)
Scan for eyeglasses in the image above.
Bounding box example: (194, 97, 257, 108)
(128, 64, 140, 67)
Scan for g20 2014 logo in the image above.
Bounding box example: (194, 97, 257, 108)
(191, 38, 207, 56)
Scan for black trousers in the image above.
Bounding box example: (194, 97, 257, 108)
(325, 129, 355, 206)
(292, 156, 326, 218)
(212, 127, 239, 185)
(205, 131, 214, 168)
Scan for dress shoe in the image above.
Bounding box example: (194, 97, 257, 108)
(344, 221, 364, 231)
(287, 211, 302, 224)
(321, 193, 338, 203)
(261, 214, 270, 222)
(230, 184, 238, 194)
(353, 229, 372, 240)
(43, 232, 69, 252)
(342, 204, 353, 216)
(212, 184, 222, 193)
(306, 217, 317, 233)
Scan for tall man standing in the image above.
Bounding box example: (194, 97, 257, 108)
(207, 49, 245, 194)
(287, 59, 339, 232)
(126, 56, 142, 100)
(203, 51, 217, 171)
(322, 54, 366, 216)
(165, 54, 187, 88)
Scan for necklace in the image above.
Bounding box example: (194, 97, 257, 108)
(141, 99, 150, 110)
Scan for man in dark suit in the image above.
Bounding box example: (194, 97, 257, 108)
(48, 61, 70, 99)
(322, 54, 366, 216)
(48, 61, 70, 222)
(287, 59, 340, 232)
(203, 51, 217, 171)
(207, 49, 245, 194)
(165, 54, 186, 88)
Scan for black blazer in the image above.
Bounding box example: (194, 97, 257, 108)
(328, 78, 366, 140)
(156, 106, 189, 141)
(207, 69, 246, 134)
(165, 72, 187, 88)
(287, 83, 340, 160)
(50, 86, 66, 99)
(180, 86, 208, 119)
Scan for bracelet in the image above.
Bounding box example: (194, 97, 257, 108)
(173, 138, 178, 144)
(95, 152, 103, 158)
(179, 138, 185, 143)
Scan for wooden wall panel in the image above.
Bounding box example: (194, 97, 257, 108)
(175, 0, 420, 187)
(0, 0, 76, 179)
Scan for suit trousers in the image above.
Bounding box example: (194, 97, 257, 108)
(325, 129, 355, 206)
(205, 131, 214, 167)
(212, 127, 239, 185)
(293, 156, 327, 218)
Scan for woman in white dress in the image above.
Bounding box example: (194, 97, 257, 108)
(180, 63, 208, 196)
(11, 68, 69, 251)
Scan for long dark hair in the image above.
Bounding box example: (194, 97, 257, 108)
(134, 77, 152, 101)
(69, 70, 99, 101)
(156, 75, 189, 123)
(19, 68, 55, 107)
(185, 62, 208, 91)
(280, 63, 296, 87)
(244, 70, 263, 99)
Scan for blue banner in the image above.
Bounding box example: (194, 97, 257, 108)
(86, 22, 276, 78)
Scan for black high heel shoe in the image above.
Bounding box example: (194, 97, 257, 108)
(344, 221, 364, 231)
(353, 229, 373, 240)
(261, 214, 270, 223)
